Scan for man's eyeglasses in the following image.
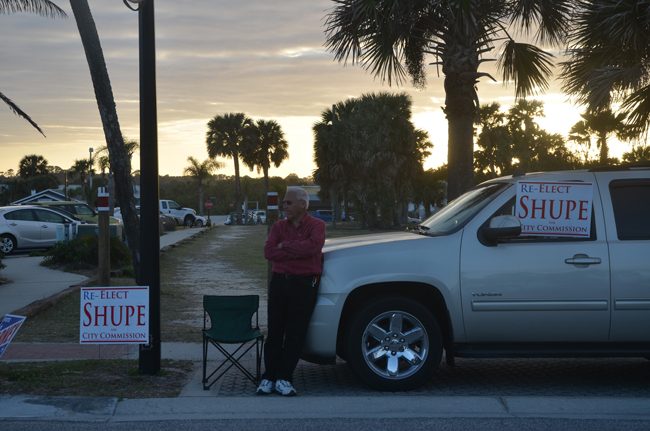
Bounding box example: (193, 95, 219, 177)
(282, 200, 293, 205)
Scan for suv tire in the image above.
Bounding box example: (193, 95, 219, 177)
(345, 296, 442, 390)
(183, 215, 195, 227)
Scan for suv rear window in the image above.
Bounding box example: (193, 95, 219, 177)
(610, 179, 650, 240)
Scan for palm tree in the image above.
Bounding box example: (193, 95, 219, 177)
(69, 158, 90, 185)
(241, 119, 289, 197)
(313, 99, 357, 223)
(69, 158, 92, 201)
(568, 120, 593, 164)
(18, 154, 49, 178)
(314, 92, 430, 227)
(1, 0, 66, 136)
(622, 145, 650, 164)
(325, 0, 572, 200)
(69, 0, 140, 277)
(473, 103, 512, 179)
(206, 113, 253, 220)
(183, 156, 223, 215)
(569, 109, 629, 164)
(95, 139, 139, 177)
(562, 1, 650, 138)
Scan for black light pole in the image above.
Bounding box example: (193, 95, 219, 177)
(125, 0, 161, 375)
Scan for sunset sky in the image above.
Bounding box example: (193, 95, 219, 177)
(1, 0, 614, 180)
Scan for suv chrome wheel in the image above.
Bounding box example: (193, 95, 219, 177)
(361, 310, 429, 380)
(345, 296, 442, 390)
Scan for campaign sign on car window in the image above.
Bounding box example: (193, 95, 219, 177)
(80, 286, 149, 344)
(0, 314, 26, 358)
(515, 181, 594, 237)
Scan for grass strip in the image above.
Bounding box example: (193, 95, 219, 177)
(0, 359, 194, 398)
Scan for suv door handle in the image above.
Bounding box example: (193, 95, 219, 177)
(565, 254, 601, 266)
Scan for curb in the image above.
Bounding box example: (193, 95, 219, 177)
(159, 226, 209, 253)
(2, 395, 650, 422)
(11, 283, 84, 319)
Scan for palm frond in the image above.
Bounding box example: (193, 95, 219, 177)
(498, 41, 554, 98)
(0, 0, 66, 18)
(621, 84, 650, 136)
(325, 0, 437, 86)
(359, 34, 407, 85)
(324, 0, 367, 65)
(0, 90, 46, 136)
(563, 0, 650, 113)
(510, 0, 572, 45)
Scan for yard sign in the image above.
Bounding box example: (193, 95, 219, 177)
(80, 286, 149, 344)
(515, 181, 594, 237)
(0, 314, 26, 358)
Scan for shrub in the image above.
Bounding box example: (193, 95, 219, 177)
(42, 236, 131, 270)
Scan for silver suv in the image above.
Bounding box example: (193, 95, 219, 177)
(302, 167, 650, 390)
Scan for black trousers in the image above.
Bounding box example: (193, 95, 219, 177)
(262, 272, 319, 382)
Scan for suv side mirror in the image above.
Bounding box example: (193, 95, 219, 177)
(481, 215, 522, 245)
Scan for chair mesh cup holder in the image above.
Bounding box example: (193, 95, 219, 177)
(202, 294, 264, 389)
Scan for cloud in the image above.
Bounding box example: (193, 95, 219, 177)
(0, 0, 584, 178)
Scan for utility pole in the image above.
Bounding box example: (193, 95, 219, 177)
(88, 147, 94, 203)
(96, 187, 110, 285)
(128, 0, 161, 375)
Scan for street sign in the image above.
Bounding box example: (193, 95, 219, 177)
(96, 187, 109, 212)
(267, 192, 278, 210)
(204, 201, 213, 209)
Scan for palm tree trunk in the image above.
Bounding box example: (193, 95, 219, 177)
(443, 42, 479, 201)
(263, 166, 269, 200)
(233, 155, 242, 222)
(446, 100, 475, 200)
(330, 190, 339, 228)
(598, 133, 608, 164)
(69, 0, 141, 276)
(198, 180, 204, 215)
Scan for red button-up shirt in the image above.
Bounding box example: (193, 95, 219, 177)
(264, 213, 326, 275)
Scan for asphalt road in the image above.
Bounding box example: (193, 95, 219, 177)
(2, 418, 649, 431)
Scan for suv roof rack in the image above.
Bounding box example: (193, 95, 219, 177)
(589, 163, 650, 172)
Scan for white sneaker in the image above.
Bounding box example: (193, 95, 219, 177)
(256, 379, 274, 395)
(274, 379, 297, 396)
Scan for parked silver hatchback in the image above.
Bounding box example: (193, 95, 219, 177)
(302, 167, 650, 390)
(0, 205, 79, 254)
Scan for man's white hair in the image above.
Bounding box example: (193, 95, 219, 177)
(286, 186, 310, 209)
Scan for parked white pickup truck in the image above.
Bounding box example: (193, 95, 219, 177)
(159, 199, 198, 227)
(302, 167, 650, 390)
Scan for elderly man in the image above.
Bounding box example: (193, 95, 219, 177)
(256, 186, 326, 396)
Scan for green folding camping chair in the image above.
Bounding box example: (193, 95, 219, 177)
(202, 294, 264, 390)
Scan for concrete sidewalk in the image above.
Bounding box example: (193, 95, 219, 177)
(0, 227, 206, 318)
(0, 256, 87, 318)
(159, 227, 206, 251)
